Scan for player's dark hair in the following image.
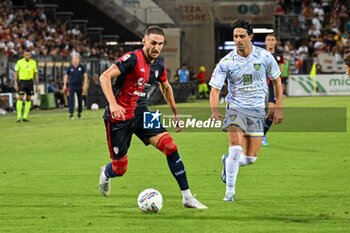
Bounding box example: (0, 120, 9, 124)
(265, 34, 276, 38)
(345, 54, 350, 66)
(144, 25, 165, 36)
(232, 18, 253, 35)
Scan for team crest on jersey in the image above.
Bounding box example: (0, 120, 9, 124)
(113, 147, 119, 155)
(253, 63, 261, 71)
(135, 77, 144, 87)
(121, 54, 131, 61)
(229, 115, 237, 121)
(155, 70, 159, 78)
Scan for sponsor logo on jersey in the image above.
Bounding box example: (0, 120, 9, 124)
(121, 54, 131, 61)
(135, 77, 144, 87)
(113, 147, 119, 155)
(133, 91, 146, 97)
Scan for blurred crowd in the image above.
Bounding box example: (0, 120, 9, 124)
(0, 0, 118, 59)
(274, 0, 350, 73)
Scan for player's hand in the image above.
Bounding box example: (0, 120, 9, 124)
(63, 86, 67, 92)
(35, 85, 39, 94)
(174, 114, 182, 133)
(211, 110, 223, 121)
(110, 103, 126, 120)
(273, 108, 283, 125)
(82, 87, 86, 96)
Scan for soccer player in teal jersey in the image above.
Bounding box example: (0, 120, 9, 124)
(209, 19, 284, 202)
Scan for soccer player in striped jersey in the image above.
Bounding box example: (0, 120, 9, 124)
(209, 19, 284, 202)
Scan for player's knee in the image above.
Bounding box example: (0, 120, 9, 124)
(156, 133, 177, 156)
(112, 155, 128, 176)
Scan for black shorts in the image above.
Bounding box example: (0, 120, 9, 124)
(105, 107, 167, 159)
(268, 82, 276, 104)
(18, 80, 34, 96)
(281, 77, 288, 85)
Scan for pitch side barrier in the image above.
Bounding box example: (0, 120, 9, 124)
(288, 74, 350, 96)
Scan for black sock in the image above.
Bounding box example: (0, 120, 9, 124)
(264, 118, 273, 135)
(166, 151, 189, 190)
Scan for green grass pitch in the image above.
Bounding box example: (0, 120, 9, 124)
(0, 96, 349, 233)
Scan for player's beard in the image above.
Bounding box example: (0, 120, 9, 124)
(147, 48, 160, 62)
(150, 49, 159, 58)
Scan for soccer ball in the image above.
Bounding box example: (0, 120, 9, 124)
(91, 103, 99, 111)
(137, 188, 163, 213)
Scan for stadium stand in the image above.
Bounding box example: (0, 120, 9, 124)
(1, 0, 349, 110)
(274, 0, 349, 74)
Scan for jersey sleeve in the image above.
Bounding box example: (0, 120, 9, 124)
(265, 52, 281, 80)
(34, 60, 38, 73)
(14, 61, 19, 72)
(156, 64, 167, 83)
(66, 66, 70, 75)
(115, 52, 137, 75)
(209, 60, 228, 90)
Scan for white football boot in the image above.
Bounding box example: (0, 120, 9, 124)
(182, 196, 208, 209)
(223, 192, 235, 202)
(99, 166, 111, 197)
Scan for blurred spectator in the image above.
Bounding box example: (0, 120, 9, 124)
(196, 66, 208, 99)
(313, 3, 324, 22)
(280, 58, 290, 96)
(274, 3, 285, 15)
(312, 14, 322, 32)
(48, 79, 67, 108)
(188, 65, 196, 81)
(321, 0, 332, 12)
(338, 4, 348, 33)
(2, 78, 15, 93)
(308, 25, 321, 37)
(293, 0, 302, 15)
(302, 4, 314, 29)
(177, 64, 189, 83)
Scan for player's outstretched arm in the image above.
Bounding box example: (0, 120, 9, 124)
(99, 64, 125, 120)
(209, 87, 223, 120)
(272, 77, 283, 124)
(159, 80, 181, 132)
